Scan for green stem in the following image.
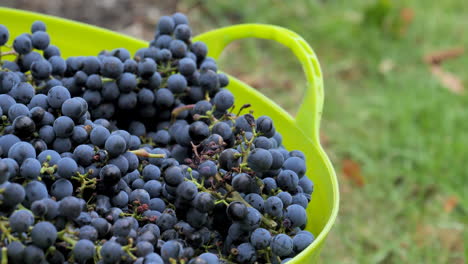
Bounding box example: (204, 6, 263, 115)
(0, 220, 17, 242)
(1, 247, 7, 264)
(58, 230, 77, 247)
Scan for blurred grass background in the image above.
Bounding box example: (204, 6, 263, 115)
(1, 0, 466, 263)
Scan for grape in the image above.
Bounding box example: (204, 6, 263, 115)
(299, 177, 314, 195)
(138, 58, 157, 79)
(283, 156, 306, 178)
(232, 173, 253, 193)
(100, 164, 121, 186)
(155, 88, 174, 108)
(0, 94, 16, 114)
(31, 221, 57, 249)
(218, 149, 241, 170)
(174, 24, 192, 41)
(199, 253, 219, 264)
(31, 199, 48, 217)
(134, 240, 153, 257)
(118, 91, 137, 109)
(277, 170, 299, 192)
(158, 16, 175, 34)
(164, 166, 184, 186)
(7, 241, 25, 263)
(0, 160, 9, 184)
(59, 196, 83, 219)
(24, 245, 45, 264)
(236, 243, 257, 263)
(271, 234, 294, 257)
(167, 73, 187, 93)
(105, 134, 127, 157)
(213, 89, 234, 111)
(9, 209, 34, 233)
(3, 158, 19, 178)
(284, 204, 307, 228)
(176, 181, 198, 200)
(111, 190, 129, 208)
(247, 148, 273, 172)
(293, 231, 315, 253)
(73, 239, 96, 263)
(137, 88, 154, 105)
(8, 141, 35, 165)
(53, 117, 74, 139)
(129, 188, 151, 205)
(109, 155, 129, 174)
(13, 34, 32, 54)
(245, 193, 265, 212)
(90, 125, 110, 147)
(265, 196, 284, 218)
(2, 182, 25, 207)
(148, 198, 165, 213)
(19, 157, 41, 179)
(153, 130, 171, 146)
(10, 82, 34, 104)
(161, 240, 183, 261)
(139, 164, 160, 181)
(190, 41, 208, 60)
(0, 71, 20, 93)
(113, 218, 132, 237)
(0, 24, 9, 45)
(178, 57, 196, 76)
(31, 31, 50, 50)
(72, 125, 88, 144)
(250, 228, 272, 250)
(101, 56, 124, 79)
(44, 44, 60, 59)
(197, 160, 217, 178)
(62, 98, 87, 120)
(145, 253, 164, 264)
(100, 241, 123, 263)
(123, 152, 139, 171)
(118, 72, 137, 92)
(51, 178, 73, 200)
(31, 20, 46, 32)
(47, 85, 71, 108)
(12, 115, 35, 140)
(227, 201, 248, 221)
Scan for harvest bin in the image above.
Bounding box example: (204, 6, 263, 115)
(0, 7, 339, 262)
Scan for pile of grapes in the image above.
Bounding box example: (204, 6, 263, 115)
(0, 12, 315, 264)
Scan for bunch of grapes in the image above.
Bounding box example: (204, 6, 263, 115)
(0, 12, 315, 264)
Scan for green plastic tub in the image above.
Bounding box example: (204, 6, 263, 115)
(0, 7, 339, 263)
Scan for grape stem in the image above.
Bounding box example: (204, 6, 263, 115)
(0, 50, 18, 57)
(1, 247, 7, 264)
(171, 104, 195, 123)
(122, 239, 137, 260)
(57, 228, 77, 246)
(0, 220, 18, 242)
(71, 171, 97, 198)
(129, 149, 166, 158)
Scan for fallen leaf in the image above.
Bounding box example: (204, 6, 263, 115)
(443, 195, 459, 213)
(320, 132, 329, 147)
(378, 59, 395, 74)
(430, 65, 464, 94)
(398, 7, 414, 36)
(424, 47, 465, 65)
(341, 159, 365, 187)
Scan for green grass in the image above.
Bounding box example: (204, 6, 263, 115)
(182, 0, 467, 262)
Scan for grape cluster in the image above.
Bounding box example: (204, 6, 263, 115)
(0, 13, 315, 264)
